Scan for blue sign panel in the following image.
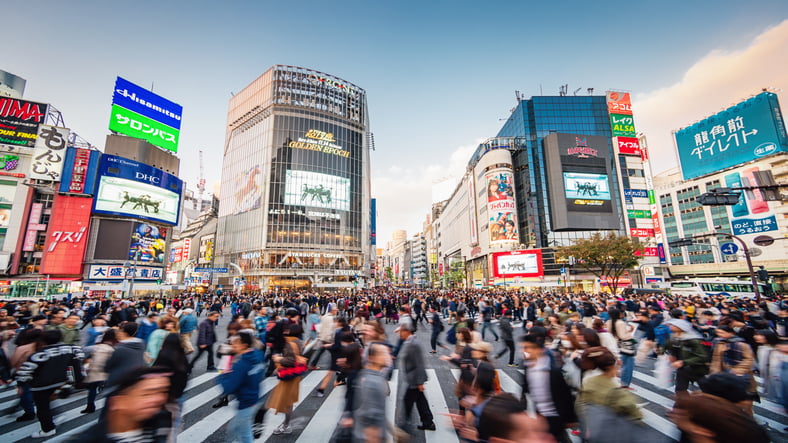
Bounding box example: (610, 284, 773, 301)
(93, 154, 183, 226)
(623, 188, 648, 199)
(112, 77, 183, 130)
(720, 242, 739, 255)
(370, 198, 377, 245)
(58, 147, 101, 195)
(675, 92, 788, 180)
(731, 215, 778, 236)
(194, 267, 229, 273)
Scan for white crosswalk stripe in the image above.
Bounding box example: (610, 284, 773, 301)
(1, 364, 785, 442)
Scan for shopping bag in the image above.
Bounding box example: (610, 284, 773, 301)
(654, 354, 674, 390)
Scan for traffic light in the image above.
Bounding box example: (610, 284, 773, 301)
(697, 188, 742, 206)
(668, 239, 694, 248)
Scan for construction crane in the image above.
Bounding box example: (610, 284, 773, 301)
(197, 150, 206, 205)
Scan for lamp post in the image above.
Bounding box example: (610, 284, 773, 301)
(124, 249, 140, 299)
(691, 232, 761, 302)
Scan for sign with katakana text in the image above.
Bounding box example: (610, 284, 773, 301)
(30, 125, 70, 181)
(109, 105, 179, 152)
(88, 264, 164, 280)
(675, 92, 788, 180)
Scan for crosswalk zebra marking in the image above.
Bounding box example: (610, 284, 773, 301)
(424, 368, 460, 443)
(0, 391, 88, 427)
(295, 378, 346, 442)
(640, 408, 681, 440)
(386, 369, 399, 442)
(255, 370, 326, 441)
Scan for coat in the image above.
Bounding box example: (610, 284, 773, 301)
(399, 336, 428, 387)
(84, 343, 114, 384)
(196, 318, 217, 346)
(521, 353, 578, 424)
(710, 338, 757, 392)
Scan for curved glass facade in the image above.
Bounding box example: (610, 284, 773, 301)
(217, 66, 370, 289)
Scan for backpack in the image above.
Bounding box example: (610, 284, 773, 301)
(654, 324, 671, 348)
(446, 325, 457, 345)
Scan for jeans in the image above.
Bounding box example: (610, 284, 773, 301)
(19, 382, 34, 415)
(430, 331, 442, 352)
(32, 388, 57, 432)
(481, 321, 498, 340)
(86, 381, 103, 409)
(232, 404, 256, 443)
(619, 353, 635, 387)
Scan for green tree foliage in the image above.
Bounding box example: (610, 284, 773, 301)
(557, 233, 643, 294)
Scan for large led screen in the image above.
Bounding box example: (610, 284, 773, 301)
(284, 170, 350, 211)
(491, 249, 544, 278)
(129, 222, 167, 263)
(563, 172, 611, 200)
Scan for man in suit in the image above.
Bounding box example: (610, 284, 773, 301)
(398, 323, 435, 432)
(520, 333, 577, 443)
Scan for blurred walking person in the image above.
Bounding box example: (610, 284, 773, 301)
(398, 323, 435, 432)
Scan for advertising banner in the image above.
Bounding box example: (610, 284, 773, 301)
(109, 104, 179, 153)
(0, 97, 48, 147)
(58, 147, 100, 194)
(468, 177, 478, 246)
(635, 247, 659, 257)
(725, 166, 780, 239)
(40, 195, 92, 275)
(491, 249, 543, 278)
(30, 125, 70, 181)
(615, 136, 642, 156)
(629, 228, 655, 237)
(129, 222, 167, 263)
(23, 203, 44, 252)
(370, 198, 377, 245)
(112, 77, 183, 130)
(486, 169, 519, 245)
(232, 164, 262, 214)
(87, 264, 163, 281)
(609, 113, 636, 137)
(606, 92, 633, 115)
(623, 188, 648, 199)
(199, 235, 214, 263)
(563, 172, 613, 212)
(675, 92, 788, 180)
(284, 169, 350, 211)
(627, 209, 651, 219)
(93, 154, 182, 225)
(287, 129, 350, 158)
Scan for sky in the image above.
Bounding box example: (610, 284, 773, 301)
(4, 0, 788, 245)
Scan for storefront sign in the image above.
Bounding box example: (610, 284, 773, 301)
(40, 195, 92, 275)
(30, 125, 70, 181)
(629, 228, 655, 237)
(0, 97, 48, 147)
(88, 264, 164, 280)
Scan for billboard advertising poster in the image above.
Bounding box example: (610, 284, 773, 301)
(610, 113, 636, 137)
(675, 92, 788, 180)
(30, 125, 70, 181)
(486, 169, 519, 245)
(615, 137, 642, 156)
(563, 172, 611, 200)
(109, 104, 179, 153)
(491, 249, 543, 278)
(725, 166, 780, 242)
(606, 91, 633, 115)
(0, 97, 48, 147)
(93, 154, 182, 225)
(88, 264, 163, 281)
(370, 198, 377, 245)
(40, 194, 92, 275)
(0, 208, 10, 227)
(112, 77, 183, 130)
(284, 169, 350, 211)
(233, 164, 262, 214)
(58, 147, 101, 195)
(129, 222, 167, 263)
(0, 183, 15, 203)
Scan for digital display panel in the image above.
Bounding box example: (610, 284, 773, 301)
(129, 222, 167, 263)
(491, 250, 544, 278)
(284, 170, 350, 211)
(563, 172, 611, 200)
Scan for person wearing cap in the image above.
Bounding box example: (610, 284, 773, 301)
(665, 318, 709, 393)
(398, 322, 435, 432)
(178, 308, 198, 355)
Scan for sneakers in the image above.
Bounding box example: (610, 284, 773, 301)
(418, 422, 436, 431)
(16, 412, 36, 422)
(507, 364, 518, 367)
(252, 422, 265, 439)
(272, 424, 292, 434)
(315, 389, 325, 398)
(31, 429, 56, 438)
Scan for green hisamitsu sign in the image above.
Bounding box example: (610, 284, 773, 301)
(109, 104, 179, 152)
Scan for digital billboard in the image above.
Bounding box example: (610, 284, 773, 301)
(129, 222, 167, 263)
(40, 194, 92, 275)
(93, 154, 182, 225)
(675, 92, 788, 180)
(486, 169, 519, 245)
(491, 249, 543, 278)
(0, 97, 48, 147)
(284, 169, 350, 211)
(109, 76, 183, 153)
(563, 172, 611, 200)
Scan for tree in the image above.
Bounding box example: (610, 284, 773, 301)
(557, 232, 643, 294)
(447, 262, 466, 289)
(384, 266, 393, 281)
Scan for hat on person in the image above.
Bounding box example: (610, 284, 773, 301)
(664, 318, 694, 333)
(470, 341, 493, 354)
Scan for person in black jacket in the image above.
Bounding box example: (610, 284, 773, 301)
(16, 329, 85, 438)
(189, 312, 219, 372)
(520, 333, 577, 443)
(104, 322, 146, 388)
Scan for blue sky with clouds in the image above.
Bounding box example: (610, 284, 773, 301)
(4, 0, 788, 242)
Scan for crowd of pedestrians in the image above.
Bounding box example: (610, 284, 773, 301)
(0, 286, 784, 442)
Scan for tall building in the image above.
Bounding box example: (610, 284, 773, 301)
(215, 66, 372, 291)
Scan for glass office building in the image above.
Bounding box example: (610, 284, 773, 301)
(496, 96, 626, 249)
(216, 66, 371, 290)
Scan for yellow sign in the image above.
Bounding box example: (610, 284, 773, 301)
(288, 129, 350, 158)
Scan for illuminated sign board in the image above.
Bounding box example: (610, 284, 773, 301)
(627, 209, 651, 219)
(40, 194, 92, 275)
(486, 169, 519, 246)
(606, 92, 633, 115)
(88, 264, 163, 281)
(491, 250, 543, 278)
(615, 137, 642, 156)
(58, 147, 101, 195)
(563, 172, 611, 200)
(109, 105, 179, 153)
(610, 113, 636, 137)
(30, 125, 70, 181)
(675, 92, 788, 180)
(284, 169, 350, 211)
(130, 222, 167, 263)
(0, 97, 48, 147)
(93, 154, 182, 225)
(112, 77, 182, 130)
(287, 129, 350, 158)
(629, 228, 655, 237)
(623, 188, 648, 199)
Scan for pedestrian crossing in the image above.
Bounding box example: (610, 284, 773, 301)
(0, 363, 785, 442)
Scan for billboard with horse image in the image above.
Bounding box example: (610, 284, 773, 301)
(283, 169, 350, 211)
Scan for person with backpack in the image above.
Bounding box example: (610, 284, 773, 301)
(710, 325, 757, 415)
(666, 318, 710, 393)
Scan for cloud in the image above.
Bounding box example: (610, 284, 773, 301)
(634, 19, 788, 174)
(373, 141, 479, 244)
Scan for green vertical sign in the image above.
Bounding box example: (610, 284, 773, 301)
(648, 190, 656, 205)
(108, 104, 180, 152)
(610, 113, 636, 137)
(627, 209, 651, 218)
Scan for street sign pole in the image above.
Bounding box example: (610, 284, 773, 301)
(691, 232, 761, 302)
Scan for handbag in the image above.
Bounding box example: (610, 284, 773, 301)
(619, 338, 637, 356)
(276, 341, 308, 381)
(581, 403, 667, 443)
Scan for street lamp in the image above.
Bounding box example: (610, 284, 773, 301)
(123, 249, 140, 299)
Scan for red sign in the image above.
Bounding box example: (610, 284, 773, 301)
(635, 247, 659, 257)
(606, 92, 633, 115)
(600, 275, 632, 286)
(616, 137, 642, 156)
(491, 249, 544, 278)
(182, 238, 191, 261)
(629, 228, 655, 237)
(68, 148, 92, 193)
(173, 247, 183, 263)
(40, 195, 93, 275)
